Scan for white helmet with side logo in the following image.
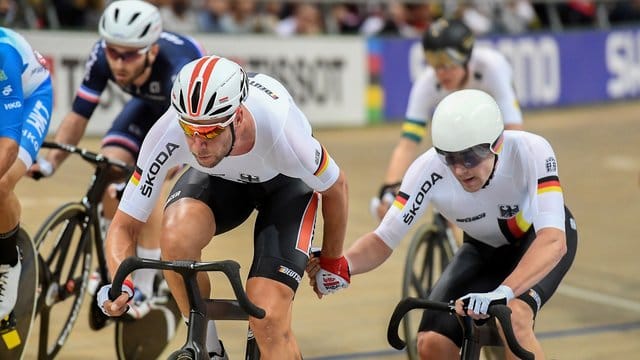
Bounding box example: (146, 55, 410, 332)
(99, 0, 162, 48)
(431, 89, 503, 152)
(171, 56, 249, 121)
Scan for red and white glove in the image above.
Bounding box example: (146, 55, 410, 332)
(315, 256, 351, 295)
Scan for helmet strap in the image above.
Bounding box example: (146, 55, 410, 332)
(481, 155, 498, 189)
(225, 123, 236, 157)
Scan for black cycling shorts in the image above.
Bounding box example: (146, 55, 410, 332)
(418, 207, 578, 347)
(166, 168, 318, 291)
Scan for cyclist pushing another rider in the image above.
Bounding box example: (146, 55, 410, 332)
(0, 27, 53, 324)
(308, 89, 577, 359)
(28, 0, 204, 303)
(97, 55, 350, 359)
(375, 17, 523, 220)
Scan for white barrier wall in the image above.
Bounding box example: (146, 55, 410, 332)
(20, 31, 368, 135)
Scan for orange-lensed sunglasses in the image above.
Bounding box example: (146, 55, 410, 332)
(177, 113, 236, 139)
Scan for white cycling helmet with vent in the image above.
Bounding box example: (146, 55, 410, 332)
(171, 56, 249, 121)
(431, 89, 503, 152)
(99, 0, 162, 48)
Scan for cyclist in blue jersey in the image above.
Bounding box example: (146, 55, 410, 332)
(28, 0, 205, 304)
(0, 27, 53, 321)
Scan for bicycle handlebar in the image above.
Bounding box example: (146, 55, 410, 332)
(109, 256, 266, 319)
(41, 141, 132, 171)
(387, 297, 534, 360)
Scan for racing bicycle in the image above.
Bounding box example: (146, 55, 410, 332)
(110, 256, 266, 360)
(387, 297, 534, 360)
(31, 141, 180, 359)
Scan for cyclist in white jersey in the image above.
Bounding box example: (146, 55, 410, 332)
(375, 18, 523, 220)
(97, 56, 350, 359)
(0, 27, 52, 321)
(309, 90, 577, 359)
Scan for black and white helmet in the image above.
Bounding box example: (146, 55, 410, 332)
(99, 0, 162, 48)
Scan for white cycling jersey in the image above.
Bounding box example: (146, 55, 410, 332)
(119, 73, 340, 222)
(376, 131, 565, 249)
(406, 47, 522, 128)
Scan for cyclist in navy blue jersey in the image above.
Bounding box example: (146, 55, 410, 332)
(28, 0, 205, 301)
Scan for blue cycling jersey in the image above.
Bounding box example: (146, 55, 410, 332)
(73, 32, 205, 120)
(0, 27, 53, 165)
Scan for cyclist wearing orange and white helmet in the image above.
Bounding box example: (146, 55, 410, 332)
(375, 18, 523, 220)
(99, 55, 350, 359)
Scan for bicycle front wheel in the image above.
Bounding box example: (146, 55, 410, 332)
(401, 224, 455, 360)
(33, 202, 94, 359)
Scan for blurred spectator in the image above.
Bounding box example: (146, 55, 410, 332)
(159, 0, 198, 33)
(557, 0, 597, 27)
(0, 0, 19, 26)
(275, 2, 323, 36)
(457, 0, 536, 35)
(609, 0, 640, 25)
(327, 3, 362, 34)
(54, 0, 103, 29)
(254, 0, 283, 33)
(197, 0, 228, 33)
(219, 0, 259, 33)
(360, 1, 427, 37)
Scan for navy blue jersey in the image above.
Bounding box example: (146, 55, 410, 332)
(73, 31, 204, 119)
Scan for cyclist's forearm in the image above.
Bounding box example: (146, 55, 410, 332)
(383, 138, 420, 184)
(46, 112, 89, 167)
(320, 170, 348, 258)
(105, 211, 143, 281)
(345, 233, 392, 275)
(0, 138, 19, 179)
(503, 228, 566, 296)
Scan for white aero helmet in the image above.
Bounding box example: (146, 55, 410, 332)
(99, 0, 162, 48)
(431, 89, 503, 152)
(171, 56, 249, 121)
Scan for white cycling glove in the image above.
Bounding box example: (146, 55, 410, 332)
(37, 158, 54, 177)
(96, 282, 135, 316)
(460, 285, 514, 315)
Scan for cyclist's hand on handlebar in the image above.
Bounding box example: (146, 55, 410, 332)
(457, 285, 514, 319)
(315, 256, 350, 296)
(305, 254, 323, 298)
(26, 158, 54, 179)
(96, 282, 135, 317)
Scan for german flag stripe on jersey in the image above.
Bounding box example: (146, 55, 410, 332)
(130, 166, 142, 186)
(498, 212, 532, 243)
(401, 119, 426, 142)
(392, 191, 410, 210)
(537, 175, 562, 194)
(313, 146, 329, 176)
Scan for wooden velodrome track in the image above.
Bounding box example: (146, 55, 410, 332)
(16, 100, 640, 359)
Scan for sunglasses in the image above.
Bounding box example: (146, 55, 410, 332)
(435, 143, 494, 169)
(104, 45, 150, 63)
(424, 49, 465, 69)
(178, 112, 236, 139)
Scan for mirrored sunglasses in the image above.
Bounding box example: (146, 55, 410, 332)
(424, 49, 465, 69)
(104, 45, 150, 63)
(435, 143, 493, 169)
(178, 113, 236, 139)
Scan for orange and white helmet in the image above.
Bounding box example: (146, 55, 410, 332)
(171, 56, 249, 121)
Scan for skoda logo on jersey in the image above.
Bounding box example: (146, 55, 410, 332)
(140, 142, 180, 198)
(498, 204, 519, 218)
(403, 172, 442, 225)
